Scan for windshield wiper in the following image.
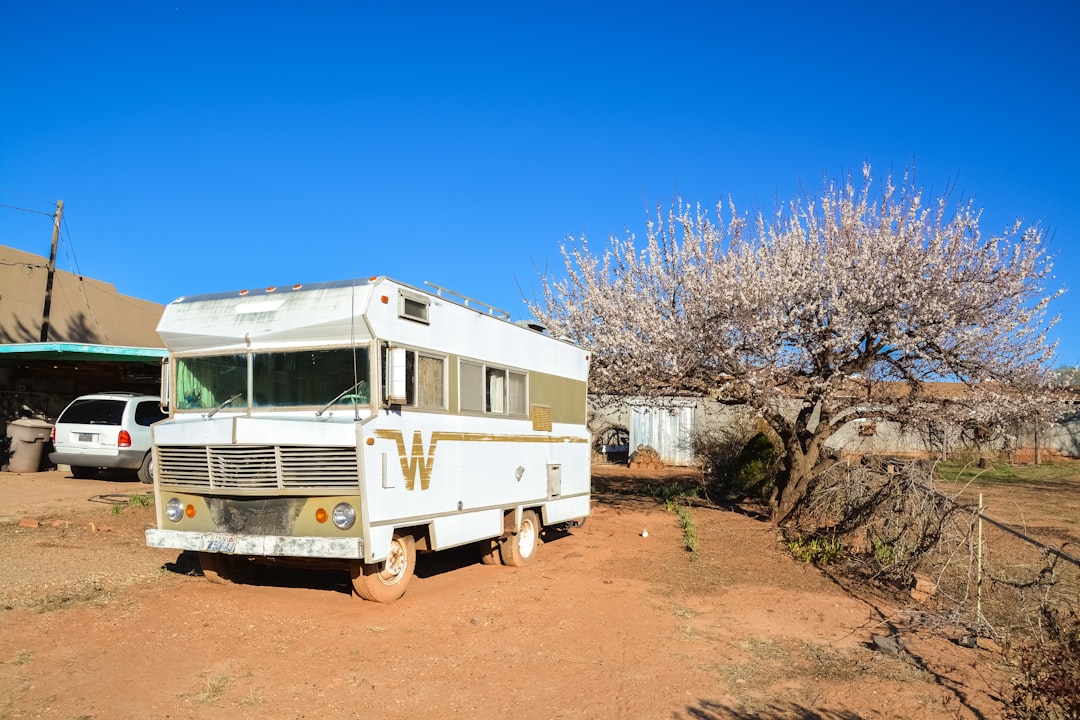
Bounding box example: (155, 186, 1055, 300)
(206, 392, 243, 418)
(316, 382, 366, 417)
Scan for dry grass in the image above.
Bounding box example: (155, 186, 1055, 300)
(196, 674, 233, 705)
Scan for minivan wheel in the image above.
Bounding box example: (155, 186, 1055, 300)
(71, 466, 97, 480)
(137, 453, 153, 484)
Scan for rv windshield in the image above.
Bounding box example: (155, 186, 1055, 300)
(175, 348, 371, 411)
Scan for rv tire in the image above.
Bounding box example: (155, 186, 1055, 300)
(351, 533, 416, 602)
(480, 538, 503, 565)
(499, 509, 540, 567)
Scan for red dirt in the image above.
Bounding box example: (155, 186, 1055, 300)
(0, 467, 1010, 719)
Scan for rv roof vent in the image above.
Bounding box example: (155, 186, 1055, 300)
(514, 320, 548, 334)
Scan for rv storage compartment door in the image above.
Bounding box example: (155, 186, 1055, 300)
(547, 464, 562, 498)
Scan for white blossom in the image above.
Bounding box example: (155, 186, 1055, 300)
(531, 167, 1063, 523)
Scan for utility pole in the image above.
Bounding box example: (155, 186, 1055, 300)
(39, 199, 63, 343)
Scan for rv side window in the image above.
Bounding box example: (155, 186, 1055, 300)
(508, 371, 527, 415)
(486, 367, 507, 413)
(398, 292, 429, 324)
(381, 345, 446, 410)
(416, 354, 445, 409)
(460, 361, 484, 412)
(459, 360, 529, 417)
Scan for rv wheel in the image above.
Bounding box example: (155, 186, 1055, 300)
(480, 538, 503, 565)
(499, 510, 540, 567)
(351, 533, 416, 602)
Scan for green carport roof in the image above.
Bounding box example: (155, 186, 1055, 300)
(0, 342, 167, 363)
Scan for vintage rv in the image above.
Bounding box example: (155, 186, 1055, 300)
(144, 277, 590, 601)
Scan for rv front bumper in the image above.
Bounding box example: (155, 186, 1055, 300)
(145, 529, 364, 559)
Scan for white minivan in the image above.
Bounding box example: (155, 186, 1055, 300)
(49, 392, 166, 483)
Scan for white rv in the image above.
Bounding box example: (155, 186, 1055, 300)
(145, 277, 590, 601)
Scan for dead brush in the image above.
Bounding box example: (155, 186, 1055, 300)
(788, 458, 957, 585)
(1004, 604, 1080, 720)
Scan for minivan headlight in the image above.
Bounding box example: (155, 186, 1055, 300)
(332, 503, 356, 530)
(165, 498, 184, 522)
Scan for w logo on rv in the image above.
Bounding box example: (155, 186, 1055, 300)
(379, 430, 438, 491)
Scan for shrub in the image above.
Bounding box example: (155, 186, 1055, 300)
(1005, 605, 1080, 720)
(654, 483, 698, 511)
(733, 432, 777, 498)
(788, 535, 845, 565)
(693, 425, 778, 502)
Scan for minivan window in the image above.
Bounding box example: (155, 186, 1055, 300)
(135, 401, 168, 426)
(58, 399, 125, 425)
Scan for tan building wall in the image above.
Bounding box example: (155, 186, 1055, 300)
(0, 245, 163, 347)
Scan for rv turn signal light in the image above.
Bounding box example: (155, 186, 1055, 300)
(315, 507, 328, 524)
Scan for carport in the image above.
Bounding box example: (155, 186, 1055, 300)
(0, 342, 166, 421)
(1, 342, 166, 471)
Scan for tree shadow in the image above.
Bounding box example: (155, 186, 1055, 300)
(0, 316, 40, 343)
(59, 311, 103, 343)
(0, 311, 102, 343)
(817, 566, 997, 720)
(677, 700, 863, 719)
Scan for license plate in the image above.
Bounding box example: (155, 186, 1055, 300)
(203, 535, 238, 553)
(77, 432, 94, 442)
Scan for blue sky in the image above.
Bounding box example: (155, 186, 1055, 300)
(2, 1, 1078, 365)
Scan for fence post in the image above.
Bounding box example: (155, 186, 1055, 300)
(977, 493, 984, 630)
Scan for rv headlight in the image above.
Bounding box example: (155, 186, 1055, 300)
(165, 498, 184, 522)
(331, 503, 356, 530)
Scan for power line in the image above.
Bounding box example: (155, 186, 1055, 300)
(0, 202, 55, 217)
(0, 259, 49, 270)
(56, 210, 107, 342)
(59, 212, 84, 277)
(0, 188, 56, 207)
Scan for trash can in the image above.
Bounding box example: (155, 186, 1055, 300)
(5, 418, 54, 473)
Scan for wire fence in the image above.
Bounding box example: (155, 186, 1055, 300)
(929, 495, 1080, 641)
(793, 458, 1079, 644)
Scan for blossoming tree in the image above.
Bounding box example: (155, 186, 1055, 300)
(531, 166, 1062, 523)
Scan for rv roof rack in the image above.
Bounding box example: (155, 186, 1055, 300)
(424, 281, 510, 320)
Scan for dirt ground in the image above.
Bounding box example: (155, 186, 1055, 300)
(0, 466, 1029, 719)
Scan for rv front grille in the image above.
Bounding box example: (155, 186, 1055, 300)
(157, 445, 360, 493)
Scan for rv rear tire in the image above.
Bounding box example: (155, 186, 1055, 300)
(480, 538, 503, 565)
(199, 553, 257, 584)
(351, 533, 416, 602)
(499, 509, 540, 567)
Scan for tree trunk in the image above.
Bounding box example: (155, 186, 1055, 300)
(771, 451, 814, 524)
(768, 421, 830, 525)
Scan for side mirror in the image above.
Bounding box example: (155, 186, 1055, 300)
(159, 357, 171, 414)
